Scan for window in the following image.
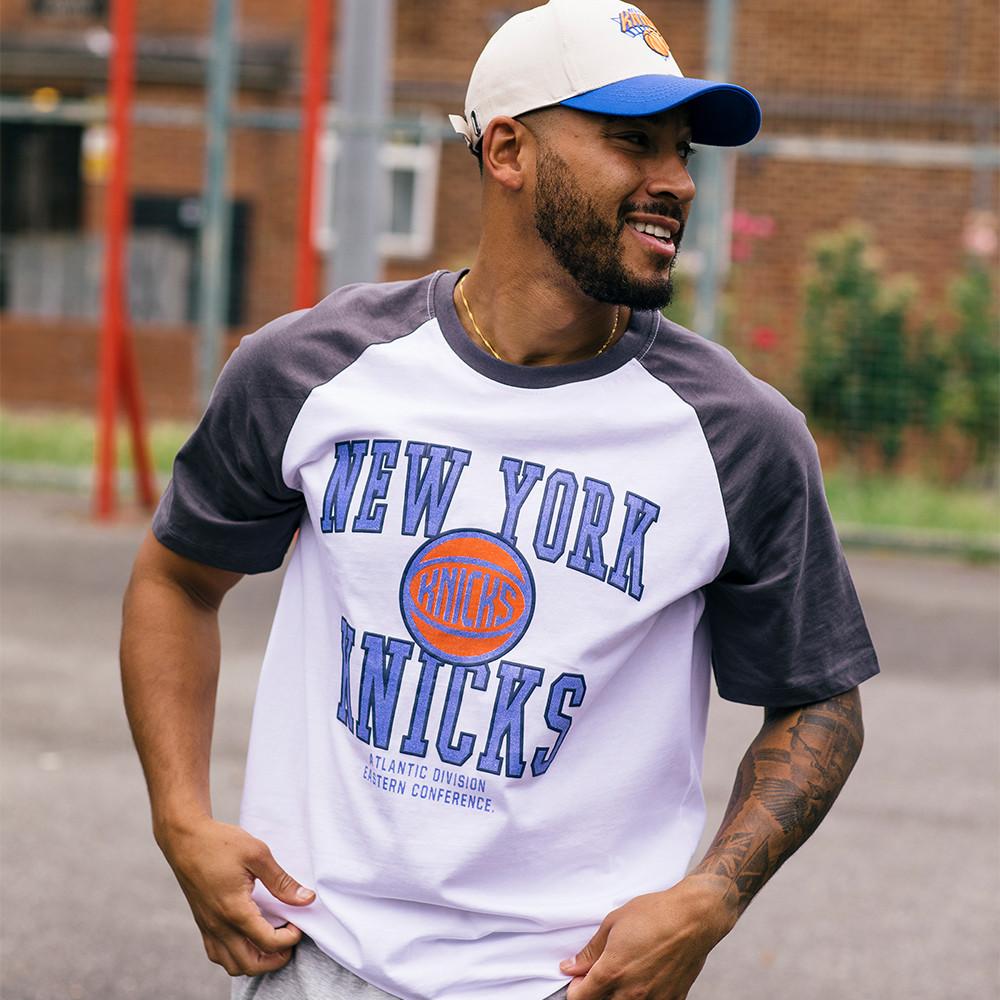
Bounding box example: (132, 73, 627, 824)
(1, 121, 83, 235)
(131, 195, 250, 327)
(1, 120, 84, 312)
(1, 186, 250, 326)
(30, 0, 107, 15)
(314, 120, 442, 259)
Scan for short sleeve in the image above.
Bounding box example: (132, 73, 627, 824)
(152, 316, 308, 574)
(704, 389, 880, 707)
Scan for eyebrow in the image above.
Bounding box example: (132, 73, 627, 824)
(600, 114, 656, 126)
(599, 113, 693, 132)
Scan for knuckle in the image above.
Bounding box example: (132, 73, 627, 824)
(247, 931, 277, 953)
(588, 965, 616, 990)
(247, 840, 270, 865)
(242, 943, 289, 976)
(215, 901, 242, 925)
(218, 956, 241, 977)
(234, 942, 264, 975)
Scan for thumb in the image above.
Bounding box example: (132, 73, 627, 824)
(247, 844, 316, 906)
(560, 918, 612, 977)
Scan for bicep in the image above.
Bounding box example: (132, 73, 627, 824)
(128, 529, 244, 612)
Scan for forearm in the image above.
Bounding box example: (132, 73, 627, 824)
(120, 535, 313, 976)
(121, 542, 226, 841)
(691, 687, 864, 925)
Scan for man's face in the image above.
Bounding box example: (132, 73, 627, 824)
(528, 108, 696, 311)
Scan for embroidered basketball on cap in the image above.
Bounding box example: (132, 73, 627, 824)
(399, 530, 535, 665)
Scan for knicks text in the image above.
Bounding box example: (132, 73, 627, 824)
(337, 617, 586, 780)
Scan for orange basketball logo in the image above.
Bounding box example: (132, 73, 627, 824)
(642, 28, 670, 58)
(615, 7, 671, 60)
(400, 530, 535, 666)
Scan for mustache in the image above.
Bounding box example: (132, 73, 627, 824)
(619, 201, 687, 245)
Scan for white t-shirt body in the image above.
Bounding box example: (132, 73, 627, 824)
(155, 271, 878, 1000)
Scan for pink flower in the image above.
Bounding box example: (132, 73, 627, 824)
(731, 238, 751, 263)
(962, 211, 997, 258)
(731, 210, 775, 239)
(730, 210, 755, 235)
(729, 211, 776, 262)
(750, 326, 779, 351)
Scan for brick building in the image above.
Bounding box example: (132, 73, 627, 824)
(1, 0, 997, 418)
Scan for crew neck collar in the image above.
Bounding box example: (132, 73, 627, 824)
(432, 270, 659, 389)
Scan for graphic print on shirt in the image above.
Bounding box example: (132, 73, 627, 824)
(320, 437, 661, 814)
(400, 530, 535, 666)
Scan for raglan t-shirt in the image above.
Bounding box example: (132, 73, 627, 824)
(153, 269, 879, 1000)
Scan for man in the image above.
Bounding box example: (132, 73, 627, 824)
(121, 2, 879, 999)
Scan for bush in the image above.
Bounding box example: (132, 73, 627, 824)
(943, 262, 999, 472)
(801, 226, 946, 469)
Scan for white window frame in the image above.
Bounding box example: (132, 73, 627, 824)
(314, 120, 441, 260)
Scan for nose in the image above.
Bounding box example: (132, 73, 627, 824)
(646, 149, 696, 206)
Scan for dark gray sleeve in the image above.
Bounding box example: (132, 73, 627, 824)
(704, 383, 879, 706)
(639, 319, 879, 707)
(152, 274, 439, 574)
(152, 312, 309, 574)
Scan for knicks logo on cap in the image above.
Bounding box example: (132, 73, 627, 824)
(615, 7, 671, 59)
(399, 530, 535, 665)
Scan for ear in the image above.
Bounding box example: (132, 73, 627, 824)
(480, 117, 534, 191)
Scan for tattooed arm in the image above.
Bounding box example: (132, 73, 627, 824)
(690, 686, 864, 914)
(563, 687, 865, 1000)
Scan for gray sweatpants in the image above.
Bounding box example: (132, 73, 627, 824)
(231, 937, 571, 1000)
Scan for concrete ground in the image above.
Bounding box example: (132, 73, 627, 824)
(1, 487, 997, 1000)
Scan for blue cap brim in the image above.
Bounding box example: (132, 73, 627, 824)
(561, 74, 762, 146)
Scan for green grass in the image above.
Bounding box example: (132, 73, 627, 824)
(2, 410, 998, 541)
(822, 470, 998, 537)
(0, 410, 193, 475)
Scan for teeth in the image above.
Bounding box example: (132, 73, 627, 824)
(629, 221, 672, 241)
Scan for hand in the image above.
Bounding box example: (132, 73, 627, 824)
(158, 815, 316, 977)
(561, 876, 735, 1000)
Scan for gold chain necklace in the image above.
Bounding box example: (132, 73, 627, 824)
(457, 275, 620, 363)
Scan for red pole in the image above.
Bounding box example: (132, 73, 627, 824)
(120, 329, 157, 508)
(293, 0, 332, 310)
(94, 0, 136, 519)
(95, 0, 156, 518)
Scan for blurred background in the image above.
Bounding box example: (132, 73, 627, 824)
(0, 1, 997, 998)
(0, 0, 997, 542)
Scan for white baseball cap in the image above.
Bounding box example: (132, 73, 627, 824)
(450, 0, 762, 151)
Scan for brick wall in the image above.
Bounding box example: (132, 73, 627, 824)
(728, 156, 987, 395)
(738, 0, 997, 104)
(2, 0, 997, 419)
(0, 315, 243, 418)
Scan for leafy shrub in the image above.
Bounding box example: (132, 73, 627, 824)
(801, 226, 945, 468)
(943, 262, 999, 471)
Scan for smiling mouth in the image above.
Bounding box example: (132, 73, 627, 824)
(627, 220, 674, 243)
(625, 220, 678, 258)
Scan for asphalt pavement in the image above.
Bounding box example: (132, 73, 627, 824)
(1, 488, 997, 1000)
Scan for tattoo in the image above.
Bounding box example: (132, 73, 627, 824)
(704, 832, 758, 880)
(717, 749, 754, 832)
(755, 778, 810, 835)
(695, 689, 864, 913)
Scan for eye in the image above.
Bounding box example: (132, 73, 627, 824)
(615, 131, 650, 148)
(678, 140, 697, 163)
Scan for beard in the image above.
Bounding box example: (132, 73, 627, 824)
(532, 146, 684, 312)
